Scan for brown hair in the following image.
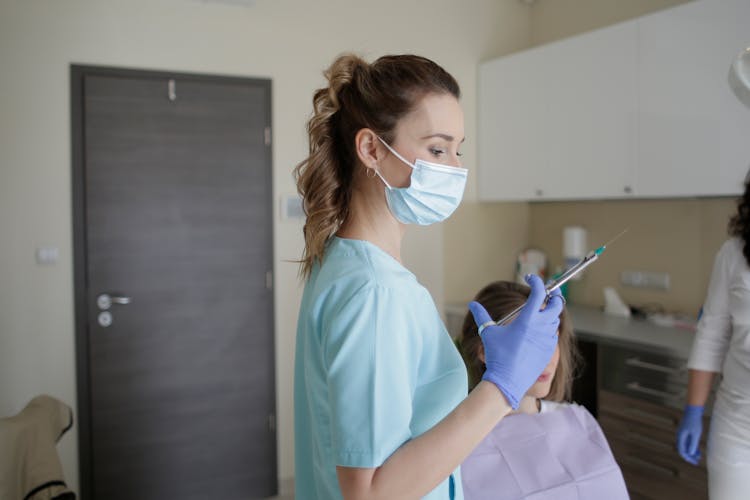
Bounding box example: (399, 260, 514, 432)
(457, 281, 580, 402)
(729, 169, 750, 266)
(293, 53, 461, 278)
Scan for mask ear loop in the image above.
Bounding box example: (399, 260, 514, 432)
(376, 136, 415, 170)
(372, 164, 393, 189)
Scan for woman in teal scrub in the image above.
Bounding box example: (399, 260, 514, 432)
(293, 53, 564, 500)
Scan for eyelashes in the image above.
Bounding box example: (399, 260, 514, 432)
(429, 148, 463, 158)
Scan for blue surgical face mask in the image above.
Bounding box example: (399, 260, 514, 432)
(375, 136, 468, 225)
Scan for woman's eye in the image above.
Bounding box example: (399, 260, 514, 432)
(430, 148, 446, 157)
(456, 151, 463, 157)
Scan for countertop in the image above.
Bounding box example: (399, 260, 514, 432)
(445, 302, 698, 360)
(567, 304, 697, 360)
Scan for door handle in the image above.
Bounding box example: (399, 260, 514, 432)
(97, 293, 132, 310)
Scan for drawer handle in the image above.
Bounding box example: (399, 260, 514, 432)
(625, 357, 685, 375)
(626, 382, 684, 401)
(622, 454, 678, 478)
(627, 431, 673, 452)
(623, 407, 678, 427)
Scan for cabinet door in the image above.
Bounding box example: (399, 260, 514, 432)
(478, 0, 750, 201)
(636, 0, 750, 197)
(478, 47, 549, 201)
(544, 21, 637, 200)
(478, 21, 638, 201)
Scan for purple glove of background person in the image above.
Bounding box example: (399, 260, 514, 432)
(676, 405, 704, 465)
(468, 275, 563, 409)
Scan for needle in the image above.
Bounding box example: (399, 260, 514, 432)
(599, 228, 629, 252)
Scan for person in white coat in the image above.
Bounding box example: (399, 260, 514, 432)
(677, 173, 750, 499)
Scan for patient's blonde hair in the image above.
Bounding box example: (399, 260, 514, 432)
(458, 281, 580, 402)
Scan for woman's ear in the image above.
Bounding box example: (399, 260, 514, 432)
(354, 128, 385, 172)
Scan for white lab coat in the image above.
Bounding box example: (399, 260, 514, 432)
(688, 237, 750, 499)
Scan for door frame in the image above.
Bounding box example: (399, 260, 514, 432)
(71, 64, 274, 499)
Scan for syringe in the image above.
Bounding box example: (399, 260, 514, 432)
(486, 229, 628, 328)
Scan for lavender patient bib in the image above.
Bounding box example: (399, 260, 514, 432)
(462, 403, 628, 500)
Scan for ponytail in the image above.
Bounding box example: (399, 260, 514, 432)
(293, 54, 366, 278)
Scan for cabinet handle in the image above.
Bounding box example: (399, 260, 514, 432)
(626, 381, 684, 401)
(625, 357, 685, 375)
(627, 431, 673, 452)
(622, 455, 678, 478)
(623, 406, 679, 427)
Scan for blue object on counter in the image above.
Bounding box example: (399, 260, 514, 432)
(549, 270, 569, 301)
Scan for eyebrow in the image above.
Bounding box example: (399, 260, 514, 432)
(421, 133, 466, 143)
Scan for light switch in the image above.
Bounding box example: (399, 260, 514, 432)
(36, 246, 59, 265)
(280, 194, 304, 220)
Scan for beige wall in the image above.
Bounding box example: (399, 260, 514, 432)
(529, 198, 736, 314)
(444, 195, 739, 316)
(524, 0, 735, 317)
(0, 0, 532, 493)
(443, 202, 531, 303)
(529, 0, 691, 46)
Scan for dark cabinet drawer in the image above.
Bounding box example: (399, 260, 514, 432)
(599, 390, 681, 433)
(600, 345, 687, 409)
(599, 390, 710, 500)
(608, 436, 708, 500)
(618, 457, 708, 499)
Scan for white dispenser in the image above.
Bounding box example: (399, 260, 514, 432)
(563, 226, 587, 280)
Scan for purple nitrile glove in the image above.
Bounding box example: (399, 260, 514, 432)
(676, 405, 704, 465)
(468, 275, 562, 409)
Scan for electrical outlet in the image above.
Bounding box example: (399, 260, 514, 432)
(620, 270, 670, 290)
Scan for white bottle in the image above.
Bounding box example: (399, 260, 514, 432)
(563, 226, 587, 281)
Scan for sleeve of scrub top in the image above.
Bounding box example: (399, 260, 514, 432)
(688, 240, 736, 372)
(323, 284, 420, 468)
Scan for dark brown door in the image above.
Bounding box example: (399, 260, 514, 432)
(72, 67, 276, 500)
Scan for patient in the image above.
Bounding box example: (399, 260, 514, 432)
(458, 281, 629, 500)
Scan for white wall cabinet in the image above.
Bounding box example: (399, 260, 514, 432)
(478, 44, 549, 201)
(478, 0, 750, 202)
(636, 0, 750, 197)
(544, 21, 638, 200)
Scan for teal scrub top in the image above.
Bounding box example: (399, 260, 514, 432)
(294, 237, 468, 499)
